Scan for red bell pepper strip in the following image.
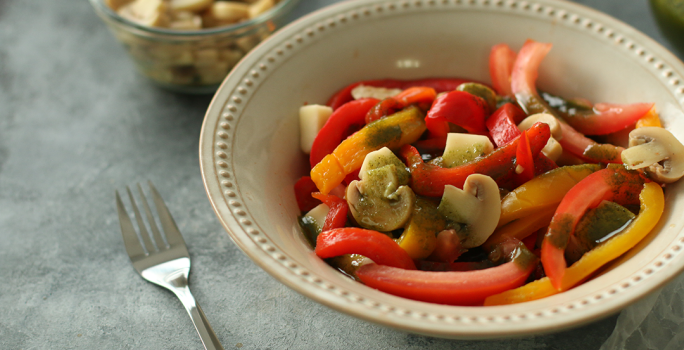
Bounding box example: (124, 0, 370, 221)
(427, 229, 466, 263)
(366, 87, 438, 123)
(356, 242, 537, 306)
(511, 40, 553, 116)
(326, 78, 477, 110)
(486, 103, 526, 147)
(394, 86, 437, 106)
(557, 122, 624, 164)
(415, 260, 494, 272)
(294, 176, 322, 212)
(489, 43, 517, 98)
(510, 39, 625, 164)
(563, 102, 655, 135)
(315, 228, 416, 270)
(534, 153, 559, 175)
(401, 122, 551, 197)
(541, 166, 648, 290)
(425, 91, 489, 137)
(365, 98, 404, 124)
(515, 131, 535, 185)
(311, 193, 349, 231)
(309, 98, 379, 168)
(521, 229, 540, 252)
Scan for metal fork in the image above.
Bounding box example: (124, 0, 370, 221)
(115, 182, 224, 350)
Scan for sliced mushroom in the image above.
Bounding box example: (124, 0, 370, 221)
(346, 148, 415, 231)
(437, 174, 501, 248)
(622, 126, 684, 183)
(518, 113, 562, 139)
(351, 85, 402, 101)
(518, 113, 563, 161)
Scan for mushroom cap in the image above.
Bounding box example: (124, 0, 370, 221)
(623, 126, 684, 183)
(346, 179, 415, 232)
(438, 174, 501, 248)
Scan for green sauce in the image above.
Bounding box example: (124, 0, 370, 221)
(298, 216, 320, 248)
(364, 124, 403, 148)
(650, 0, 684, 57)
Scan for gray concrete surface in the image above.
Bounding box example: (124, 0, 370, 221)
(0, 0, 676, 349)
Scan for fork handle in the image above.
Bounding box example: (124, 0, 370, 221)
(174, 286, 225, 350)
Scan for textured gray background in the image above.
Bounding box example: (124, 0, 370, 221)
(0, 0, 678, 349)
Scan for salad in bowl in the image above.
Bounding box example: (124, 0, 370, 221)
(294, 39, 683, 306)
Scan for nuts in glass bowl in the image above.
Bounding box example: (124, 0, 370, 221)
(89, 0, 299, 93)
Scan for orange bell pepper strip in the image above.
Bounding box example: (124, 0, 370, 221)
(636, 107, 662, 128)
(498, 164, 601, 228)
(484, 182, 664, 305)
(483, 206, 556, 251)
(310, 106, 426, 194)
(541, 166, 648, 290)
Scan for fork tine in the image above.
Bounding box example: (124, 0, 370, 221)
(126, 186, 156, 253)
(148, 181, 188, 250)
(115, 190, 146, 259)
(137, 183, 167, 250)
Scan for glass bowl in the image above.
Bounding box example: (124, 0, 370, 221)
(89, 0, 299, 94)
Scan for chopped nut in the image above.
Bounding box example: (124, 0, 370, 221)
(218, 48, 244, 66)
(169, 0, 214, 13)
(203, 1, 250, 27)
(196, 61, 231, 84)
(169, 12, 203, 30)
(118, 0, 171, 27)
(248, 0, 275, 18)
(234, 35, 259, 52)
(194, 48, 220, 65)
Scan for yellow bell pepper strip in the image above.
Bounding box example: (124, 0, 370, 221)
(310, 106, 426, 194)
(357, 241, 538, 306)
(484, 206, 556, 251)
(398, 198, 446, 260)
(484, 182, 663, 305)
(498, 164, 601, 227)
(636, 107, 662, 128)
(541, 166, 648, 290)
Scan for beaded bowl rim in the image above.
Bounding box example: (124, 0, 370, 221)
(200, 0, 684, 338)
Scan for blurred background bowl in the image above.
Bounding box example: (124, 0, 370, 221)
(650, 0, 684, 58)
(89, 0, 299, 94)
(200, 0, 684, 338)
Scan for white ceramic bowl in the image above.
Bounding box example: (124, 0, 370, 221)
(200, 0, 684, 338)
